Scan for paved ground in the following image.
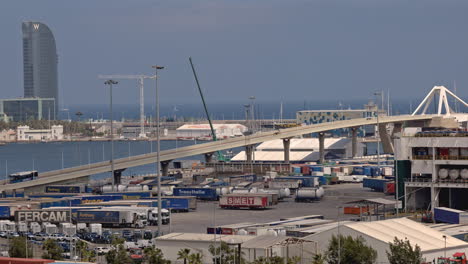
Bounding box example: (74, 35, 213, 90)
(153, 183, 391, 234)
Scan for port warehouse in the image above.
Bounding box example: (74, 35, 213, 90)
(394, 129, 468, 212)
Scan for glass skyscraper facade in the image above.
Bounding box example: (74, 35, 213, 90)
(0, 98, 56, 122)
(22, 21, 58, 115)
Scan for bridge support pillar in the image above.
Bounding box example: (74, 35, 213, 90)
(319, 132, 325, 164)
(161, 161, 171, 177)
(282, 138, 291, 163)
(204, 152, 215, 163)
(245, 145, 254, 163)
(379, 123, 394, 154)
(114, 169, 125, 185)
(351, 127, 359, 158)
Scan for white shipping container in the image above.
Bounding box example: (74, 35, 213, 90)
(64, 226, 77, 236)
(17, 222, 28, 233)
(90, 223, 102, 235)
(323, 167, 332, 175)
(311, 172, 324, 176)
(45, 224, 57, 234)
(460, 213, 468, 225)
(383, 167, 393, 176)
(76, 223, 87, 232)
(269, 181, 300, 189)
(30, 222, 41, 234)
(341, 167, 350, 175)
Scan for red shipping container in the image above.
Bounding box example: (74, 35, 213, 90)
(221, 228, 233, 235)
(384, 182, 395, 195)
(301, 165, 311, 175)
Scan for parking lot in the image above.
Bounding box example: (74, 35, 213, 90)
(150, 183, 390, 234)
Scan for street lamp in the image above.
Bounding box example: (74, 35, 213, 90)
(374, 92, 382, 171)
(443, 235, 447, 259)
(104, 79, 118, 191)
(152, 65, 164, 235)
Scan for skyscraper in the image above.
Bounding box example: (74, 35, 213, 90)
(22, 21, 58, 116)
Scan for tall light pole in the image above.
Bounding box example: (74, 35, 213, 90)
(105, 80, 118, 191)
(374, 92, 382, 170)
(152, 65, 164, 235)
(443, 235, 447, 258)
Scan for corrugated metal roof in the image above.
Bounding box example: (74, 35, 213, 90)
(231, 151, 319, 162)
(256, 138, 351, 151)
(345, 198, 400, 206)
(241, 235, 313, 249)
(345, 218, 468, 252)
(156, 232, 255, 243)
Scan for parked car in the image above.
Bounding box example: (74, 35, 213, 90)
(95, 247, 110, 255)
(0, 232, 7, 238)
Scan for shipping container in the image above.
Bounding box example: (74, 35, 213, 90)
(269, 180, 300, 189)
(344, 206, 369, 215)
(0, 207, 10, 219)
(105, 192, 152, 200)
(292, 166, 302, 174)
(353, 166, 365, 175)
(434, 207, 468, 224)
(384, 182, 395, 195)
(301, 165, 311, 175)
(362, 178, 389, 192)
(309, 166, 323, 172)
(173, 188, 218, 200)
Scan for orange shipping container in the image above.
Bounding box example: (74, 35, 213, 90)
(344, 206, 369, 215)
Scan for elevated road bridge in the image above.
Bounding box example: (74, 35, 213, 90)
(0, 114, 439, 193)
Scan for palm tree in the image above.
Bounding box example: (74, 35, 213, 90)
(311, 254, 325, 264)
(177, 248, 191, 264)
(188, 252, 203, 264)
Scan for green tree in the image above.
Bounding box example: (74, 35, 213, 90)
(177, 248, 191, 264)
(386, 237, 425, 264)
(311, 253, 326, 264)
(209, 241, 236, 264)
(41, 239, 63, 260)
(75, 240, 96, 262)
(143, 246, 171, 264)
(105, 241, 132, 264)
(188, 252, 203, 264)
(326, 235, 377, 264)
(9, 237, 32, 258)
(251, 256, 285, 264)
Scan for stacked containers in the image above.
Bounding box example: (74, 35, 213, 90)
(323, 167, 332, 176)
(363, 167, 372, 176)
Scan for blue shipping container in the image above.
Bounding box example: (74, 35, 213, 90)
(353, 167, 364, 175)
(293, 167, 301, 174)
(362, 178, 388, 192)
(173, 188, 217, 200)
(363, 167, 372, 176)
(105, 192, 151, 200)
(0, 206, 10, 218)
(309, 166, 323, 172)
(434, 207, 463, 224)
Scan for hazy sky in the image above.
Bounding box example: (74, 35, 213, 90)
(1, 0, 468, 108)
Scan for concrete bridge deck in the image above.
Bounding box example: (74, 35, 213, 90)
(0, 114, 436, 192)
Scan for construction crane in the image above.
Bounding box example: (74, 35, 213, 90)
(98, 74, 156, 138)
(189, 57, 228, 162)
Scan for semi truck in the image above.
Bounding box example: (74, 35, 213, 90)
(219, 194, 273, 209)
(75, 209, 146, 228)
(106, 206, 170, 225)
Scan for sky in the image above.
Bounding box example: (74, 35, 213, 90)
(1, 0, 468, 110)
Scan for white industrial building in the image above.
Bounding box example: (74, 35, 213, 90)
(155, 233, 317, 263)
(16, 125, 63, 141)
(155, 233, 255, 263)
(176, 124, 247, 140)
(231, 138, 364, 162)
(304, 218, 468, 264)
(395, 127, 468, 212)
